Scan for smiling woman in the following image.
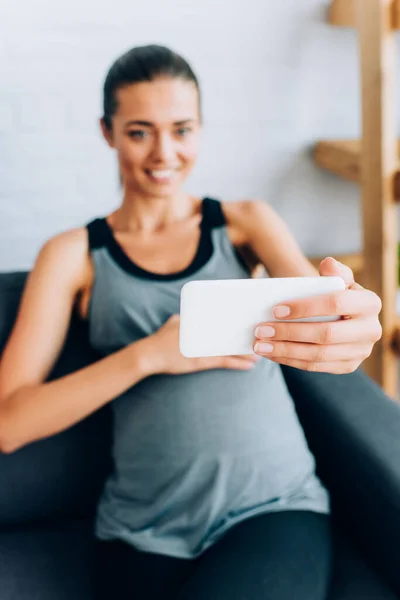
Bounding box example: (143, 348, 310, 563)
(102, 78, 201, 196)
(0, 44, 382, 600)
(101, 46, 202, 203)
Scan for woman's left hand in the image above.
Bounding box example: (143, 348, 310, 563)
(253, 257, 383, 374)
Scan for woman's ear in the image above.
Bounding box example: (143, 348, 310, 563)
(99, 117, 115, 148)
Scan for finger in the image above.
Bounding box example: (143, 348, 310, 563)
(253, 340, 371, 363)
(219, 356, 258, 370)
(319, 257, 355, 288)
(199, 353, 258, 371)
(255, 318, 382, 345)
(219, 353, 261, 368)
(267, 356, 359, 375)
(238, 353, 261, 362)
(273, 289, 382, 320)
(348, 281, 365, 291)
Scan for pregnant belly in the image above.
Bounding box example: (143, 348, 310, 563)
(102, 362, 318, 539)
(111, 361, 312, 470)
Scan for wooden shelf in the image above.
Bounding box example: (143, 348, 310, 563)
(329, 0, 356, 27)
(316, 0, 400, 397)
(313, 140, 400, 200)
(391, 313, 400, 354)
(329, 0, 400, 29)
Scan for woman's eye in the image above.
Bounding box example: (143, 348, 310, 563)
(176, 127, 191, 137)
(128, 130, 146, 139)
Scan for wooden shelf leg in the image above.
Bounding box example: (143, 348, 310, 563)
(356, 0, 398, 398)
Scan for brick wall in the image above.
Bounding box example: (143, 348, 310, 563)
(0, 0, 364, 270)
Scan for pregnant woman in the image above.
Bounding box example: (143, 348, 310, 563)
(0, 45, 382, 599)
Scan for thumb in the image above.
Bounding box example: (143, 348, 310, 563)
(319, 256, 354, 289)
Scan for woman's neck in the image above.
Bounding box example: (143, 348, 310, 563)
(109, 191, 199, 235)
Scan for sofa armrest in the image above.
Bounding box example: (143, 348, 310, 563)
(281, 365, 400, 596)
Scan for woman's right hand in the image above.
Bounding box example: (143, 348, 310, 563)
(144, 314, 260, 375)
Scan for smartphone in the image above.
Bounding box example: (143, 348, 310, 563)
(179, 276, 346, 358)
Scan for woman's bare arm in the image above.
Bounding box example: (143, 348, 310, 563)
(222, 200, 319, 278)
(0, 230, 155, 453)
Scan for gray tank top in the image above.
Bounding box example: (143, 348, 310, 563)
(86, 197, 329, 559)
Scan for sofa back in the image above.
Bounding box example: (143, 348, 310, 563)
(0, 272, 113, 527)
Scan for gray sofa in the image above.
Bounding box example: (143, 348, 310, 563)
(1, 271, 400, 599)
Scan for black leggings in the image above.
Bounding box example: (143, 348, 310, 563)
(94, 510, 333, 600)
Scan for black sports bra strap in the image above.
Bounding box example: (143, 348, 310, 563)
(202, 197, 226, 228)
(86, 218, 109, 251)
(86, 197, 225, 251)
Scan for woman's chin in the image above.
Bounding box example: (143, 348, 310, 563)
(124, 174, 187, 197)
(143, 177, 185, 196)
(141, 184, 181, 199)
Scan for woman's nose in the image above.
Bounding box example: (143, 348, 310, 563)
(152, 133, 175, 163)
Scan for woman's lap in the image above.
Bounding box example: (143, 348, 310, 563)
(94, 509, 333, 600)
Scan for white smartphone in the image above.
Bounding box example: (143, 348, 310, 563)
(179, 276, 346, 358)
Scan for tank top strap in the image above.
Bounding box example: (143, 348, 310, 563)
(86, 197, 225, 251)
(86, 218, 110, 251)
(201, 197, 227, 228)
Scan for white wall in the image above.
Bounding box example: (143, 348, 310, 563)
(0, 0, 388, 271)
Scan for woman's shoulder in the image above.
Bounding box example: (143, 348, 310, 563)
(37, 226, 93, 291)
(40, 226, 89, 260)
(220, 198, 273, 221)
(219, 199, 274, 245)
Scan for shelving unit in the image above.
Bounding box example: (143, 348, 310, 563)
(309, 0, 400, 398)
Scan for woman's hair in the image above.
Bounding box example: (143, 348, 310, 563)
(102, 44, 201, 131)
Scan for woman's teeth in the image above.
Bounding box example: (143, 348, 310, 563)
(149, 170, 173, 178)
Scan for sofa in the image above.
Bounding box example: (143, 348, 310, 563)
(1, 271, 400, 599)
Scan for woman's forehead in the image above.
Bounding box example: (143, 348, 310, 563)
(115, 79, 199, 123)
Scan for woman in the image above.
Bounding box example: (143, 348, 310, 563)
(0, 45, 382, 599)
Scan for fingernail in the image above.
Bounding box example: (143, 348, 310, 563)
(273, 306, 290, 318)
(255, 326, 275, 338)
(255, 342, 274, 353)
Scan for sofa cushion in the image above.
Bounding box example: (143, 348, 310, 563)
(327, 526, 397, 599)
(281, 364, 400, 597)
(0, 272, 113, 527)
(0, 272, 29, 349)
(0, 519, 96, 600)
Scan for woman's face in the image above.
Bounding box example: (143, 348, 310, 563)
(101, 77, 201, 198)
